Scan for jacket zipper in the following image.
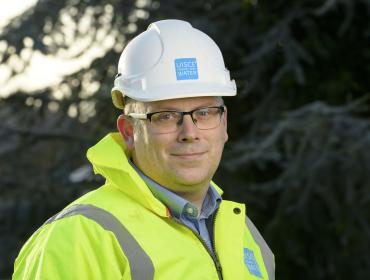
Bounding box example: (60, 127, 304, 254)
(171, 209, 223, 280)
(211, 209, 223, 280)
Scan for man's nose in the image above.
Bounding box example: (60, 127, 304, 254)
(177, 115, 199, 142)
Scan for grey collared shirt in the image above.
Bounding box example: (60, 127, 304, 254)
(129, 160, 222, 253)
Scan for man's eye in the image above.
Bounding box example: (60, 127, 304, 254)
(153, 112, 177, 122)
(195, 108, 210, 118)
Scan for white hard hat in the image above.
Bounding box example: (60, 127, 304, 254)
(111, 19, 237, 109)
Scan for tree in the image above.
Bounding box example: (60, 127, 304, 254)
(1, 0, 369, 278)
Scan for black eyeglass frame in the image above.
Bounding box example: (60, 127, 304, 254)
(127, 105, 226, 129)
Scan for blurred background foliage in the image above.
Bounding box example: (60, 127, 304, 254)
(1, 0, 370, 279)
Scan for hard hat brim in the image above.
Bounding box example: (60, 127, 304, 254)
(111, 80, 237, 109)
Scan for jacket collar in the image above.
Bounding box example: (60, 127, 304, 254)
(86, 132, 223, 217)
(86, 133, 168, 217)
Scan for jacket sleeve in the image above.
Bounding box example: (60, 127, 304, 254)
(13, 215, 129, 280)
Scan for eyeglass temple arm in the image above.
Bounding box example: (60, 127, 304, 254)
(127, 113, 148, 119)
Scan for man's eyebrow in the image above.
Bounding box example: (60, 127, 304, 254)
(150, 104, 222, 112)
(148, 107, 180, 111)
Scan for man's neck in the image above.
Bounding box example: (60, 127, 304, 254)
(130, 155, 210, 212)
(173, 187, 208, 212)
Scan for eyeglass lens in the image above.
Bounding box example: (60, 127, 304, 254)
(149, 107, 223, 133)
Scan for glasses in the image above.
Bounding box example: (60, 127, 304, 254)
(128, 105, 226, 133)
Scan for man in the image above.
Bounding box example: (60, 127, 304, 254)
(13, 19, 274, 279)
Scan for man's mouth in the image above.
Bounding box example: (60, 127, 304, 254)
(171, 151, 207, 160)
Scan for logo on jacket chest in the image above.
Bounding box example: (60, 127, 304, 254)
(244, 248, 263, 278)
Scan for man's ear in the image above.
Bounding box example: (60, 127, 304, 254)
(117, 115, 135, 150)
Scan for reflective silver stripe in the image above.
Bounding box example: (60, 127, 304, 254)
(45, 204, 154, 280)
(246, 217, 275, 280)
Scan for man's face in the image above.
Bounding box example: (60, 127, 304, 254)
(131, 96, 228, 195)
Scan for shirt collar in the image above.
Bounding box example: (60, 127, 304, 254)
(128, 159, 221, 219)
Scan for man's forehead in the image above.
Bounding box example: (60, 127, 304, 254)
(147, 96, 222, 110)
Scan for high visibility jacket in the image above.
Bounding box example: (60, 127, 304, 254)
(13, 133, 274, 280)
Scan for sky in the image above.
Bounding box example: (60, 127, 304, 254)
(0, 0, 115, 98)
(0, 0, 38, 29)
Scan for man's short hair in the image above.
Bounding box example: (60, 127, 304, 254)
(123, 97, 146, 115)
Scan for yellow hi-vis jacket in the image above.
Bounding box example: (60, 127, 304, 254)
(13, 133, 275, 280)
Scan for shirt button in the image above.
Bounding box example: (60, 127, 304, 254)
(233, 207, 241, 214)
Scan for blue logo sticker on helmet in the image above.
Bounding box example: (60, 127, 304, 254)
(244, 248, 263, 278)
(174, 58, 198, 80)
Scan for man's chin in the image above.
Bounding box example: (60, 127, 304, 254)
(172, 172, 211, 188)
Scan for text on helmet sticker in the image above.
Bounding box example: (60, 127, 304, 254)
(174, 58, 198, 80)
